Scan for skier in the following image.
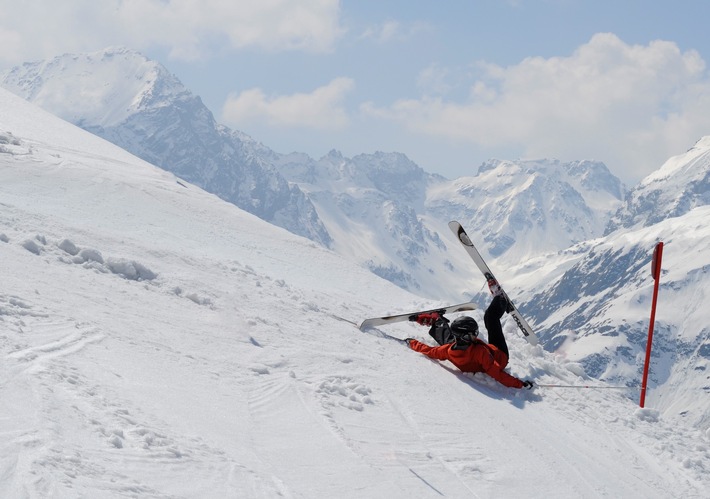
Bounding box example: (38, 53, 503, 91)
(406, 280, 534, 389)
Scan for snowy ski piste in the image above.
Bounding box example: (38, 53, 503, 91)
(1, 88, 708, 497)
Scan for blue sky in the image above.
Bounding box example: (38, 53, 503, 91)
(1, 0, 709, 184)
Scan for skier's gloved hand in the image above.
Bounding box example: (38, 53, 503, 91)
(522, 380, 534, 390)
(416, 312, 440, 326)
(405, 338, 415, 347)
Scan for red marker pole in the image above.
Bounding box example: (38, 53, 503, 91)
(640, 242, 664, 408)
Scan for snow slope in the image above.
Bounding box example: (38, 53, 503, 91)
(1, 88, 708, 497)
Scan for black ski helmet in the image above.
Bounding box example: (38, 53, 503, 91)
(450, 316, 478, 348)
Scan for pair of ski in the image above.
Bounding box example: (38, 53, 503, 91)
(359, 221, 539, 346)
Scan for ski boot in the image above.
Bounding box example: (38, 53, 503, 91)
(486, 274, 514, 313)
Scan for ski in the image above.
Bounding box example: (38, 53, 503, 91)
(330, 314, 409, 343)
(358, 301, 477, 331)
(448, 221, 539, 345)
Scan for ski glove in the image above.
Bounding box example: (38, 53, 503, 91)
(415, 312, 440, 326)
(522, 380, 534, 390)
(405, 338, 415, 347)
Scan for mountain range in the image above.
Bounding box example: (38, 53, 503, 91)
(2, 47, 709, 430)
(1, 47, 625, 300)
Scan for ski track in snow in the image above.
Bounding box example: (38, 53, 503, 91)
(0, 233, 283, 497)
(0, 286, 286, 497)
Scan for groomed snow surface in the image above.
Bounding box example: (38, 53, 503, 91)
(1, 89, 708, 497)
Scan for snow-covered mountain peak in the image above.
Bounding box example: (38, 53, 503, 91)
(428, 158, 625, 265)
(645, 135, 710, 183)
(278, 150, 428, 200)
(1, 47, 182, 128)
(606, 135, 710, 233)
(478, 158, 624, 204)
(350, 151, 427, 194)
(1, 48, 332, 247)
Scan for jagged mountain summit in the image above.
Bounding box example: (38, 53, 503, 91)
(427, 158, 626, 266)
(0, 47, 331, 246)
(606, 136, 710, 233)
(275, 150, 447, 293)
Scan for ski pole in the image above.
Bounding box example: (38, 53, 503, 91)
(536, 384, 638, 390)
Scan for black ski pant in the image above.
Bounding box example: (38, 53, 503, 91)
(484, 295, 509, 359)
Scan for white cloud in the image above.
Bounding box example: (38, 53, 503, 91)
(417, 63, 454, 95)
(359, 20, 431, 44)
(360, 21, 401, 43)
(221, 77, 355, 130)
(362, 33, 710, 182)
(0, 0, 344, 63)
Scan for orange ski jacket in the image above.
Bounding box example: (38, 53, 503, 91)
(409, 338, 524, 389)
